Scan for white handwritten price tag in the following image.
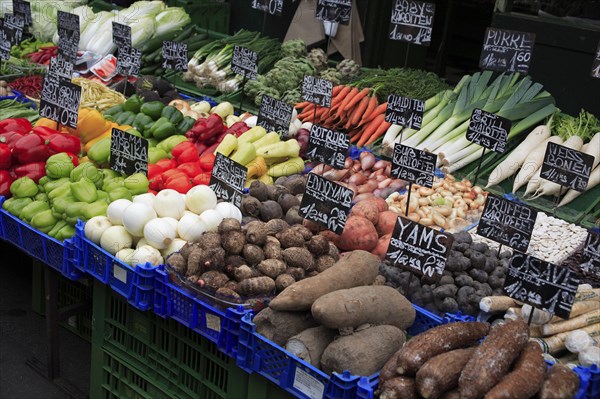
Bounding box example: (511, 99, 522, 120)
(479, 27, 535, 74)
(300, 173, 353, 235)
(389, 0, 435, 46)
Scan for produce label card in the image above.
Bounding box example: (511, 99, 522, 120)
(466, 108, 511, 153)
(385, 94, 424, 129)
(209, 152, 246, 209)
(540, 142, 594, 192)
(162, 40, 188, 72)
(299, 173, 354, 235)
(252, 0, 283, 16)
(391, 143, 436, 188)
(110, 128, 149, 176)
(13, 0, 31, 27)
(48, 55, 74, 83)
(112, 22, 131, 47)
(581, 230, 600, 278)
(479, 27, 535, 74)
(385, 215, 453, 283)
(57, 11, 79, 47)
(592, 41, 600, 79)
(39, 79, 81, 129)
(3, 13, 24, 45)
(315, 0, 352, 26)
(477, 194, 537, 253)
(0, 24, 10, 61)
(306, 124, 349, 169)
(301, 75, 333, 108)
(389, 0, 435, 46)
(116, 46, 142, 77)
(504, 252, 579, 319)
(231, 45, 258, 80)
(257, 95, 294, 137)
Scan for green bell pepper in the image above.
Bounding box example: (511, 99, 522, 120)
(108, 186, 133, 202)
(96, 190, 108, 201)
(161, 105, 184, 125)
(126, 128, 143, 138)
(101, 169, 120, 181)
(102, 176, 125, 192)
(38, 176, 50, 187)
(46, 153, 75, 179)
(87, 137, 111, 166)
(43, 177, 70, 193)
(31, 209, 58, 233)
(10, 176, 39, 198)
(104, 104, 124, 117)
(140, 101, 165, 120)
(116, 111, 137, 126)
(124, 172, 149, 195)
(47, 183, 72, 202)
(47, 220, 68, 239)
(156, 135, 188, 154)
(122, 95, 143, 114)
(2, 197, 33, 217)
(35, 192, 48, 202)
(146, 138, 159, 147)
(65, 201, 86, 224)
(20, 200, 51, 223)
(52, 195, 76, 218)
(149, 147, 169, 164)
(82, 200, 109, 221)
(71, 178, 98, 203)
(55, 224, 76, 241)
(132, 113, 154, 135)
(70, 163, 103, 189)
(177, 116, 196, 135)
(150, 117, 177, 140)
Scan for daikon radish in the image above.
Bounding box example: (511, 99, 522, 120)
(541, 309, 600, 336)
(531, 323, 600, 354)
(582, 132, 600, 169)
(558, 164, 600, 207)
(486, 124, 551, 188)
(479, 296, 519, 313)
(513, 135, 563, 193)
(523, 167, 543, 198)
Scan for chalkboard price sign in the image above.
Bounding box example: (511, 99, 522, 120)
(299, 173, 354, 235)
(209, 153, 247, 209)
(110, 128, 149, 176)
(257, 95, 294, 137)
(302, 75, 333, 108)
(581, 230, 600, 278)
(0, 25, 10, 61)
(39, 78, 81, 129)
(385, 216, 453, 283)
(231, 45, 258, 80)
(48, 55, 74, 83)
(57, 11, 79, 45)
(477, 194, 537, 253)
(252, 0, 283, 16)
(389, 0, 435, 46)
(162, 40, 188, 72)
(504, 252, 579, 319)
(466, 108, 511, 153)
(479, 27, 535, 74)
(3, 13, 24, 45)
(315, 0, 352, 26)
(592, 41, 600, 79)
(116, 46, 142, 77)
(112, 22, 131, 47)
(391, 143, 436, 188)
(540, 142, 594, 192)
(385, 94, 424, 129)
(306, 124, 349, 169)
(13, 0, 31, 27)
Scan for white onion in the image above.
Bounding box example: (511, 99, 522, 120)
(122, 202, 157, 237)
(185, 185, 218, 214)
(161, 238, 187, 258)
(116, 248, 136, 263)
(154, 189, 186, 219)
(177, 212, 208, 242)
(215, 202, 242, 221)
(135, 237, 149, 248)
(130, 245, 164, 266)
(107, 199, 132, 225)
(162, 217, 178, 234)
(200, 209, 223, 232)
(143, 218, 177, 249)
(100, 225, 133, 255)
(84, 216, 112, 244)
(132, 193, 156, 208)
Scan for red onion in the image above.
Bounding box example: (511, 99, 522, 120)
(358, 180, 378, 193)
(348, 173, 367, 185)
(360, 152, 376, 170)
(373, 160, 388, 170)
(354, 192, 375, 202)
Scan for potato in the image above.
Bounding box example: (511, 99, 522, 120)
(376, 210, 399, 236)
(350, 200, 380, 225)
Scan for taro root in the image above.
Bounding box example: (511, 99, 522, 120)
(234, 265, 261, 281)
(245, 221, 268, 245)
(241, 195, 261, 218)
(264, 219, 289, 236)
(238, 276, 276, 296)
(277, 229, 305, 249)
(285, 205, 304, 225)
(275, 274, 295, 292)
(248, 180, 269, 201)
(282, 247, 315, 271)
(327, 242, 340, 261)
(286, 267, 306, 280)
(263, 238, 283, 260)
(260, 200, 283, 222)
(243, 244, 265, 266)
(290, 225, 312, 241)
(216, 287, 241, 301)
(278, 193, 300, 214)
(316, 255, 336, 273)
(199, 232, 222, 251)
(218, 218, 241, 234)
(199, 271, 229, 290)
(257, 259, 287, 278)
(179, 242, 199, 259)
(267, 185, 290, 202)
(221, 230, 246, 254)
(166, 252, 186, 274)
(307, 235, 329, 256)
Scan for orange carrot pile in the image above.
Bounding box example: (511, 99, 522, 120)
(295, 84, 391, 148)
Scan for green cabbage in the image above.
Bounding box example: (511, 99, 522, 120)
(153, 7, 190, 37)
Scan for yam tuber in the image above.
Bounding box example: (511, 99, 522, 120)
(415, 348, 475, 399)
(253, 307, 318, 346)
(257, 259, 286, 279)
(379, 376, 419, 399)
(320, 216, 378, 251)
(539, 363, 580, 399)
(282, 247, 315, 270)
(285, 326, 337, 367)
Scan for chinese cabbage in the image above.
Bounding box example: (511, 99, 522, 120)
(115, 1, 166, 24)
(130, 16, 157, 49)
(79, 11, 115, 51)
(153, 7, 190, 37)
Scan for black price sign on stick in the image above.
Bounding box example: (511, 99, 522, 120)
(116, 46, 142, 77)
(252, 0, 283, 16)
(39, 79, 81, 129)
(466, 109, 511, 153)
(389, 0, 435, 46)
(257, 95, 294, 137)
(503, 253, 579, 319)
(315, 0, 352, 25)
(591, 41, 600, 79)
(231, 45, 258, 80)
(13, 0, 31, 27)
(299, 173, 354, 235)
(477, 194, 537, 253)
(209, 153, 247, 209)
(3, 14, 24, 45)
(57, 12, 80, 64)
(479, 27, 535, 74)
(540, 142, 594, 192)
(110, 128, 149, 176)
(581, 231, 600, 278)
(112, 22, 131, 47)
(391, 143, 436, 188)
(162, 40, 188, 72)
(385, 216, 453, 283)
(48, 55, 74, 83)
(385, 94, 424, 129)
(302, 75, 333, 108)
(0, 26, 10, 61)
(306, 124, 349, 169)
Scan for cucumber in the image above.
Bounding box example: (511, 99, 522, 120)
(172, 24, 197, 43)
(140, 29, 183, 53)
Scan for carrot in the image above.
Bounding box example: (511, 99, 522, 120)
(332, 86, 352, 105)
(350, 96, 371, 126)
(360, 95, 378, 124)
(298, 107, 318, 121)
(332, 85, 344, 97)
(360, 102, 388, 126)
(344, 87, 370, 112)
(295, 101, 311, 109)
(357, 114, 385, 147)
(365, 121, 392, 146)
(336, 87, 359, 117)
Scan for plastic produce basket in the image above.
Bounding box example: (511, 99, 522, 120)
(0, 89, 37, 108)
(578, 364, 600, 399)
(0, 197, 82, 280)
(74, 220, 157, 311)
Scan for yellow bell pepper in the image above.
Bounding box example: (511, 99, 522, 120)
(247, 156, 267, 179)
(34, 118, 59, 130)
(78, 108, 111, 144)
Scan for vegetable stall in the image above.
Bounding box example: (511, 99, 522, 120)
(0, 1, 598, 399)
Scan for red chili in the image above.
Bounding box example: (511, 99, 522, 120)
(0, 170, 12, 197)
(11, 162, 46, 183)
(8, 75, 44, 99)
(0, 118, 32, 134)
(0, 143, 12, 169)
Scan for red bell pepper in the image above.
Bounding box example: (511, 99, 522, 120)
(171, 141, 199, 164)
(64, 152, 79, 167)
(147, 163, 164, 180)
(0, 118, 32, 134)
(47, 133, 81, 155)
(149, 174, 164, 191)
(12, 134, 52, 164)
(32, 126, 60, 138)
(164, 173, 193, 194)
(198, 152, 215, 172)
(193, 142, 208, 155)
(11, 162, 46, 182)
(155, 157, 178, 171)
(177, 161, 203, 178)
(0, 143, 12, 169)
(204, 141, 220, 156)
(0, 170, 13, 197)
(226, 121, 250, 137)
(161, 168, 186, 182)
(192, 172, 210, 186)
(0, 131, 26, 149)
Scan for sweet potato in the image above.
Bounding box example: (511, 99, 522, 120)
(350, 200, 380, 225)
(311, 285, 415, 330)
(379, 376, 418, 399)
(484, 341, 546, 399)
(269, 250, 380, 311)
(285, 326, 337, 367)
(320, 325, 406, 376)
(539, 363, 580, 399)
(372, 233, 392, 260)
(362, 196, 389, 212)
(320, 216, 378, 251)
(253, 307, 318, 346)
(459, 319, 530, 399)
(396, 321, 490, 376)
(376, 210, 399, 236)
(416, 347, 475, 399)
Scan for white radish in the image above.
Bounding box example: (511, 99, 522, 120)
(557, 165, 600, 207)
(512, 135, 563, 193)
(486, 124, 551, 188)
(583, 132, 600, 169)
(523, 167, 543, 199)
(529, 135, 585, 199)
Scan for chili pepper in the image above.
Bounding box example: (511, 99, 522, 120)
(0, 143, 12, 169)
(12, 134, 52, 164)
(47, 133, 81, 156)
(177, 161, 203, 178)
(11, 162, 46, 183)
(8, 75, 44, 99)
(0, 170, 13, 197)
(0, 131, 26, 149)
(0, 118, 32, 134)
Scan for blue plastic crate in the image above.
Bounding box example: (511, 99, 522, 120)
(178, 92, 219, 107)
(0, 197, 82, 280)
(546, 362, 590, 399)
(154, 264, 249, 357)
(580, 364, 599, 399)
(0, 89, 37, 109)
(408, 304, 475, 336)
(74, 220, 156, 311)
